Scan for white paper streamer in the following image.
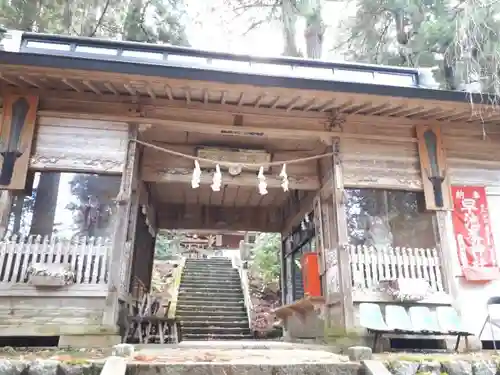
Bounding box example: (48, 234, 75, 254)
(191, 160, 201, 189)
(257, 166, 268, 195)
(211, 164, 222, 191)
(279, 164, 289, 192)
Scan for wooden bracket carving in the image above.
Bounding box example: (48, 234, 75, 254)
(113, 191, 129, 206)
(326, 111, 346, 132)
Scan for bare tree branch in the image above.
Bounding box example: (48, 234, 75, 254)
(88, 0, 111, 37)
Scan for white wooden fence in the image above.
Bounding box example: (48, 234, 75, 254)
(347, 245, 445, 293)
(0, 235, 111, 285)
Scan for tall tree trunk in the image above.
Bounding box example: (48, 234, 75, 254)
(282, 0, 300, 57)
(81, 0, 99, 36)
(63, 0, 73, 33)
(304, 10, 324, 59)
(123, 0, 145, 41)
(30, 172, 61, 236)
(14, 0, 39, 30)
(443, 51, 457, 90)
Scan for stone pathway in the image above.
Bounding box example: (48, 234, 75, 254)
(134, 347, 348, 364)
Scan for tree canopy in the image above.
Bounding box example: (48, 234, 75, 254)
(0, 0, 189, 44)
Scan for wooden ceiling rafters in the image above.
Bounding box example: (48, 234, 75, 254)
(151, 182, 288, 210)
(0, 65, 497, 125)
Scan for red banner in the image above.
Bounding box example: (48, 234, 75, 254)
(451, 186, 499, 281)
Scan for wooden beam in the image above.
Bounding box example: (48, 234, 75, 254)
(281, 191, 317, 235)
(141, 166, 320, 190)
(39, 108, 421, 144)
(39, 109, 333, 142)
(157, 203, 282, 232)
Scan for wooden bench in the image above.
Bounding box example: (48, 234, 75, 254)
(274, 296, 325, 322)
(359, 303, 473, 352)
(273, 296, 325, 341)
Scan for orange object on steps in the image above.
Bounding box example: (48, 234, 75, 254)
(301, 252, 321, 297)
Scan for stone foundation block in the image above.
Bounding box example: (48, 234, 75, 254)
(59, 334, 120, 348)
(346, 346, 372, 361)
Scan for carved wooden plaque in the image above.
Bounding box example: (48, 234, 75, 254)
(416, 124, 452, 210)
(0, 94, 39, 190)
(196, 147, 271, 172)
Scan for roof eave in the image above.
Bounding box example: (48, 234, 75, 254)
(0, 50, 495, 106)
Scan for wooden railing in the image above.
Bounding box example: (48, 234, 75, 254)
(0, 235, 111, 285)
(347, 245, 445, 293)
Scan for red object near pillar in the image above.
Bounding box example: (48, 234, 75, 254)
(301, 252, 321, 297)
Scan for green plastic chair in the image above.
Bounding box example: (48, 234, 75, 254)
(409, 306, 444, 333)
(359, 303, 392, 352)
(385, 305, 417, 332)
(436, 306, 473, 351)
(359, 303, 390, 331)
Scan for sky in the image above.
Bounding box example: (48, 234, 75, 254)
(183, 0, 350, 59)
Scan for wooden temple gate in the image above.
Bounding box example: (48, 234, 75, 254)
(0, 29, 498, 346)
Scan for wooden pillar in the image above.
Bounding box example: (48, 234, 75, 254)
(318, 139, 354, 330)
(124, 164, 143, 292)
(103, 124, 140, 326)
(331, 141, 354, 329)
(436, 211, 459, 299)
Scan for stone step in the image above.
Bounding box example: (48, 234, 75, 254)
(184, 265, 236, 269)
(183, 268, 238, 273)
(181, 277, 241, 284)
(179, 291, 243, 297)
(180, 281, 242, 288)
(180, 281, 242, 289)
(176, 315, 248, 323)
(178, 293, 244, 301)
(180, 320, 249, 329)
(184, 269, 238, 275)
(179, 289, 243, 296)
(176, 309, 248, 318)
(182, 326, 251, 334)
(185, 260, 232, 265)
(176, 303, 246, 312)
(182, 274, 240, 280)
(183, 274, 238, 280)
(179, 290, 243, 296)
(178, 294, 243, 303)
(176, 298, 244, 307)
(182, 333, 253, 340)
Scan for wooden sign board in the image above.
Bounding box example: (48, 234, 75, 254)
(196, 147, 271, 172)
(0, 94, 39, 190)
(416, 124, 452, 210)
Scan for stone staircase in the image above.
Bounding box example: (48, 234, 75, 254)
(176, 258, 252, 341)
